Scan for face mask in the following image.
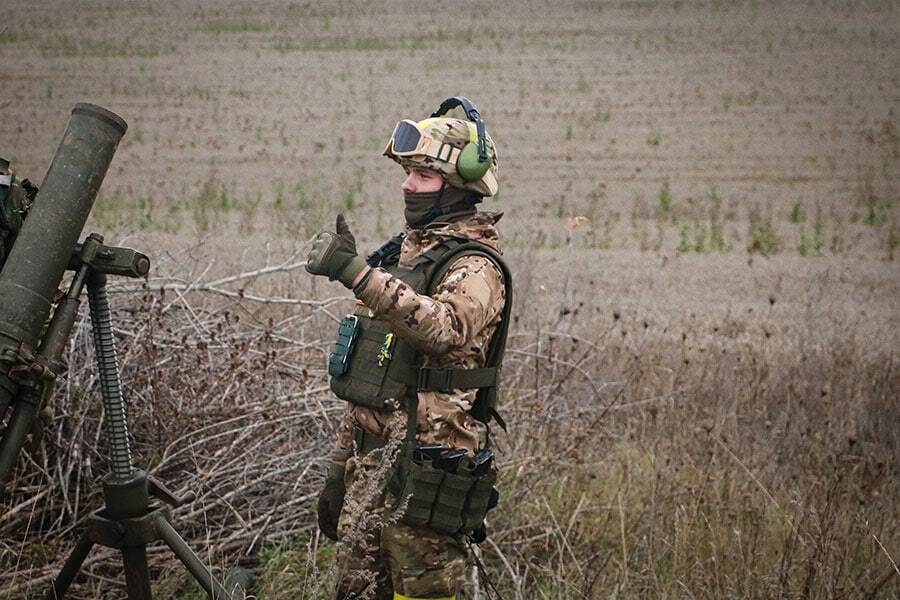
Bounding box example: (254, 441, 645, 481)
(404, 186, 473, 228)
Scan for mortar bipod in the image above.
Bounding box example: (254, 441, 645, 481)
(45, 235, 237, 600)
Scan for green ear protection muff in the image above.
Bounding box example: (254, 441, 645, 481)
(431, 96, 492, 182)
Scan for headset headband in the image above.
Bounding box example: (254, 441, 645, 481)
(431, 96, 488, 163)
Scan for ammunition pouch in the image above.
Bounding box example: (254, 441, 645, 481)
(388, 450, 498, 536)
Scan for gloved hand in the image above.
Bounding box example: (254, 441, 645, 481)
(317, 462, 346, 541)
(306, 214, 368, 289)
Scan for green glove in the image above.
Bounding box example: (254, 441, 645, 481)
(317, 462, 346, 541)
(305, 214, 367, 288)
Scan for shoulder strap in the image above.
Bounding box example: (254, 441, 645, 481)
(366, 232, 405, 268)
(417, 239, 513, 429)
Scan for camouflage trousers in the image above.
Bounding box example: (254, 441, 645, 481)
(335, 448, 468, 599)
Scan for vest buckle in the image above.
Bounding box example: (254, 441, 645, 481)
(418, 367, 453, 393)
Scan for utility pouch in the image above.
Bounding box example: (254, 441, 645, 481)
(391, 446, 498, 535)
(430, 471, 475, 534)
(394, 457, 444, 528)
(461, 469, 498, 533)
(328, 315, 359, 377)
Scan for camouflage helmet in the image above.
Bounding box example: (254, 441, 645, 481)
(383, 116, 500, 197)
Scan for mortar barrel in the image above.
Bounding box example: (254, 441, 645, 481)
(0, 103, 126, 415)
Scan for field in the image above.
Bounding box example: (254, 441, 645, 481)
(1, 0, 898, 598)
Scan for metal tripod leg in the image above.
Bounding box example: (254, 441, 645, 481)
(46, 535, 94, 600)
(44, 269, 235, 600)
(157, 516, 233, 600)
(122, 545, 154, 599)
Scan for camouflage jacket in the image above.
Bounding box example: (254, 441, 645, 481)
(331, 211, 507, 464)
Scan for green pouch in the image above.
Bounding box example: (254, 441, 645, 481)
(328, 315, 360, 377)
(395, 458, 444, 528)
(461, 469, 498, 533)
(430, 471, 474, 534)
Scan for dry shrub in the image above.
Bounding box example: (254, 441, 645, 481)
(0, 283, 342, 598)
(0, 268, 897, 599)
(489, 324, 898, 598)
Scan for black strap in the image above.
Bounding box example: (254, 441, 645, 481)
(366, 232, 405, 267)
(352, 426, 386, 455)
(430, 96, 488, 163)
(416, 367, 499, 393)
(404, 392, 419, 460)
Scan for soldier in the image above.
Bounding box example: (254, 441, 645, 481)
(306, 97, 512, 600)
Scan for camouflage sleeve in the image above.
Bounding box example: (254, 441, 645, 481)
(330, 406, 355, 465)
(355, 255, 505, 355)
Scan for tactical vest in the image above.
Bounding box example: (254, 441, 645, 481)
(328, 233, 512, 427)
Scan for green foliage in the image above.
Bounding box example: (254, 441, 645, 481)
(722, 94, 733, 110)
(40, 34, 170, 58)
(342, 171, 364, 211)
(887, 227, 899, 260)
(565, 123, 573, 141)
(788, 200, 805, 223)
(658, 179, 672, 213)
(709, 220, 729, 251)
(647, 132, 661, 146)
(0, 31, 28, 44)
(747, 220, 778, 256)
(864, 196, 893, 226)
(253, 536, 336, 599)
(199, 21, 273, 34)
(273, 181, 285, 209)
(677, 222, 692, 253)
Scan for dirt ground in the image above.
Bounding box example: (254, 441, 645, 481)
(3, 0, 898, 337)
(1, 0, 898, 597)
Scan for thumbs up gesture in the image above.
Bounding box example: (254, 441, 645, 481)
(306, 214, 368, 288)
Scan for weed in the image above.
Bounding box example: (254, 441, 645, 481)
(788, 201, 805, 223)
(199, 21, 273, 34)
(747, 220, 778, 256)
(722, 94, 733, 110)
(709, 221, 729, 251)
(0, 31, 26, 44)
(647, 133, 661, 146)
(677, 222, 692, 253)
(40, 34, 170, 58)
(658, 179, 672, 213)
(864, 196, 893, 226)
(565, 123, 573, 141)
(343, 171, 364, 211)
(274, 181, 285, 210)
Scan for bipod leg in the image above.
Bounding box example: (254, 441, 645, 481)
(45, 534, 94, 600)
(156, 516, 234, 600)
(122, 545, 153, 600)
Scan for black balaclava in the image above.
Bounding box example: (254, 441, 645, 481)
(404, 182, 481, 228)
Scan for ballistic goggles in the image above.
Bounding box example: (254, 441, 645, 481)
(383, 119, 463, 165)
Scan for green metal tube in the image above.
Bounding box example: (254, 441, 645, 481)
(0, 103, 126, 412)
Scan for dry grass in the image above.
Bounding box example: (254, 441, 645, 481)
(0, 241, 896, 598)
